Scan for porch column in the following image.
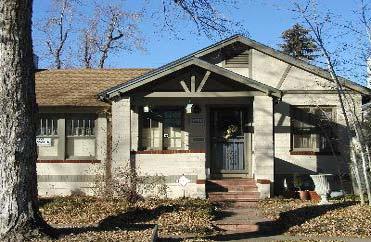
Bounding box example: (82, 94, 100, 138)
(111, 97, 131, 171)
(253, 96, 274, 196)
(131, 106, 139, 151)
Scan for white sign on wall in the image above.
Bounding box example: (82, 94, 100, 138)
(177, 175, 190, 187)
(36, 137, 52, 147)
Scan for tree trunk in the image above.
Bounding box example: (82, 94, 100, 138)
(0, 0, 49, 240)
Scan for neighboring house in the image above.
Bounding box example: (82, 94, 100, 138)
(35, 35, 371, 199)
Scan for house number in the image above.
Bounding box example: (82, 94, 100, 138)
(36, 137, 52, 147)
(191, 117, 204, 125)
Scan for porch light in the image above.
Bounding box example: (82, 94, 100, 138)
(143, 105, 150, 113)
(185, 103, 194, 114)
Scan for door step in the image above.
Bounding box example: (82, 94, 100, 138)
(208, 192, 260, 201)
(206, 178, 260, 202)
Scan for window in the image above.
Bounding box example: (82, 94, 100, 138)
(37, 114, 97, 160)
(37, 117, 59, 157)
(66, 117, 96, 158)
(140, 108, 184, 150)
(291, 106, 337, 152)
(224, 50, 250, 68)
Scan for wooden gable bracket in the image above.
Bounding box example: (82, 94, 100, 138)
(179, 70, 211, 93)
(196, 71, 211, 92)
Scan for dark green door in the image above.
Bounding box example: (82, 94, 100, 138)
(210, 108, 251, 177)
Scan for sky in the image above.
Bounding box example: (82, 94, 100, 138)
(32, 0, 369, 85)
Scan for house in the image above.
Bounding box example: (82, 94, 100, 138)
(35, 35, 371, 199)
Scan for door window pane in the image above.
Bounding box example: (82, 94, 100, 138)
(140, 108, 184, 150)
(163, 110, 183, 149)
(141, 112, 162, 150)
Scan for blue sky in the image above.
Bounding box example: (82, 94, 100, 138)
(32, 0, 368, 85)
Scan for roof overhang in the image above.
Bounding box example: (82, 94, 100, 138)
(99, 57, 282, 100)
(192, 35, 371, 95)
(99, 34, 370, 101)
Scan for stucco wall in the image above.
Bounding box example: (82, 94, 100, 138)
(274, 93, 361, 174)
(112, 97, 131, 170)
(37, 114, 107, 197)
(253, 96, 274, 182)
(251, 49, 289, 88)
(132, 152, 206, 198)
(274, 93, 362, 194)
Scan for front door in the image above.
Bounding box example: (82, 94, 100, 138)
(210, 108, 252, 178)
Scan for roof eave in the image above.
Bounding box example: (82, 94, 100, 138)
(102, 57, 282, 100)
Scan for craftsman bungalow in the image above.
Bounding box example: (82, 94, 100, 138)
(35, 35, 371, 199)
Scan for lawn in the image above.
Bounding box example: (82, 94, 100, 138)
(35, 196, 217, 241)
(34, 196, 371, 241)
(258, 198, 371, 238)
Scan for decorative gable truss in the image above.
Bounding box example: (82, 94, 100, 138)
(99, 57, 282, 100)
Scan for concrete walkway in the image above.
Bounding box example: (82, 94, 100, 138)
(215, 234, 371, 241)
(213, 205, 272, 233)
(210, 202, 371, 242)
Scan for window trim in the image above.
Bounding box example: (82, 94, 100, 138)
(290, 106, 337, 153)
(37, 114, 97, 160)
(139, 106, 185, 151)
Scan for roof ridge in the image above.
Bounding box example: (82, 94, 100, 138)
(36, 68, 153, 72)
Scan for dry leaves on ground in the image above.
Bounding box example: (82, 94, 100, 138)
(38, 196, 216, 241)
(287, 203, 371, 238)
(258, 198, 371, 238)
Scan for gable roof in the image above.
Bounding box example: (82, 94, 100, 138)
(194, 35, 371, 95)
(100, 35, 371, 99)
(99, 57, 283, 99)
(36, 68, 151, 107)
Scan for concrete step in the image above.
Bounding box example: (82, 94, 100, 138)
(209, 197, 260, 202)
(208, 191, 260, 200)
(206, 179, 258, 194)
(206, 184, 258, 192)
(226, 201, 259, 208)
(214, 223, 260, 232)
(207, 179, 256, 186)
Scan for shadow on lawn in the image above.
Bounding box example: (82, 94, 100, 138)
(49, 203, 180, 239)
(191, 201, 357, 241)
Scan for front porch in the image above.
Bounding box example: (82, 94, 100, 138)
(108, 59, 279, 198)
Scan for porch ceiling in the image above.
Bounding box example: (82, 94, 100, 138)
(99, 57, 282, 100)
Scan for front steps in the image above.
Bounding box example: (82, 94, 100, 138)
(207, 179, 271, 233)
(206, 178, 260, 203)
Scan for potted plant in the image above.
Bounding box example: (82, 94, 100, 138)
(293, 174, 310, 200)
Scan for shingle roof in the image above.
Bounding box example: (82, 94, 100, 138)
(35, 68, 151, 107)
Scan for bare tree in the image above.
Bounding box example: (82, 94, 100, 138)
(38, 0, 75, 69)
(79, 3, 143, 68)
(292, 0, 371, 205)
(80, 18, 99, 68)
(0, 0, 50, 240)
(161, 0, 247, 38)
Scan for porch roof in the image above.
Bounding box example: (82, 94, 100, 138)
(99, 35, 371, 98)
(99, 57, 283, 100)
